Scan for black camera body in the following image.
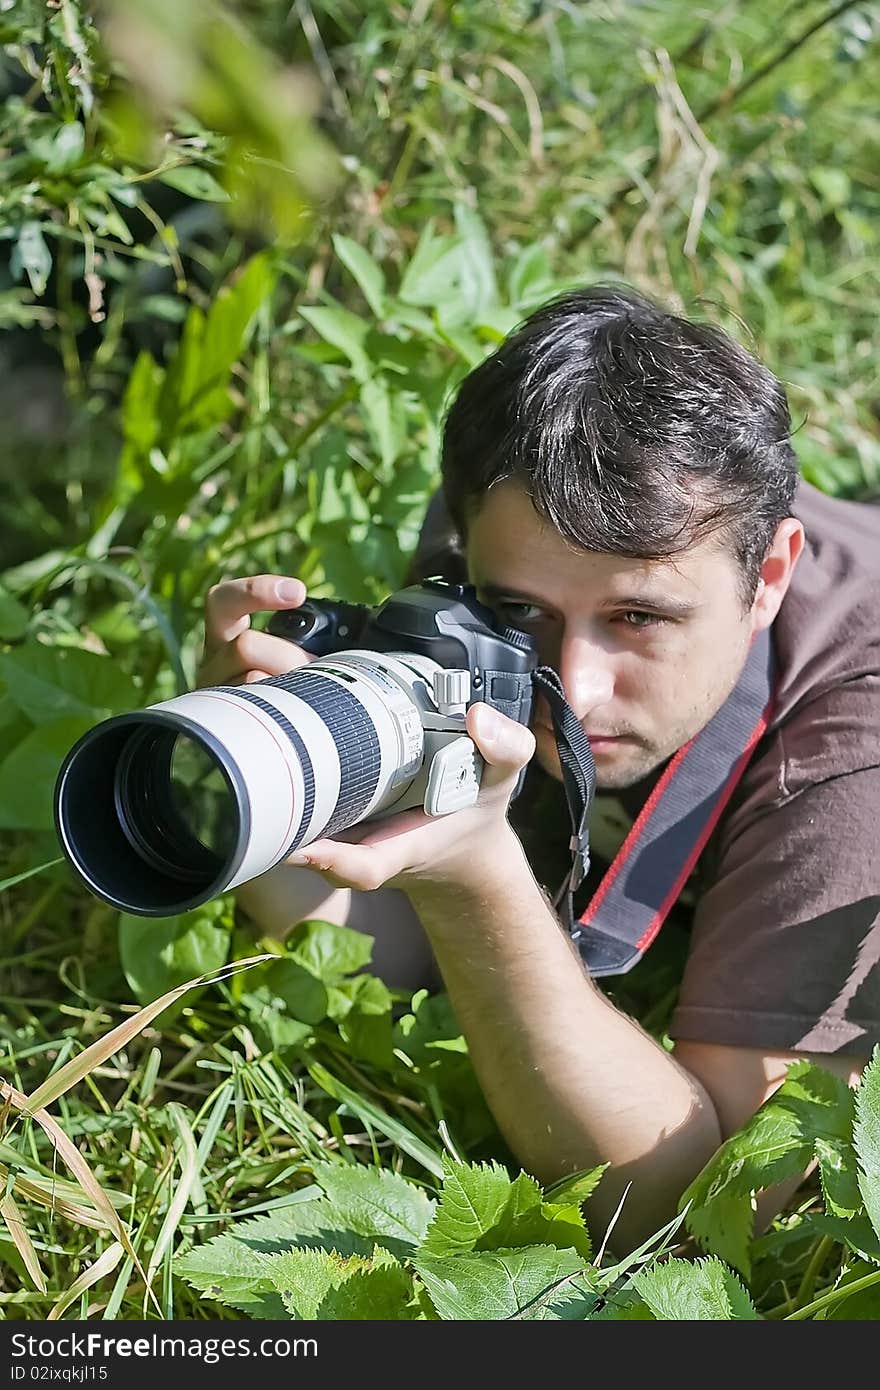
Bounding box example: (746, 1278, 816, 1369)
(267, 578, 538, 729)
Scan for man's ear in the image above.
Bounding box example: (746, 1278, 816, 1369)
(751, 518, 805, 631)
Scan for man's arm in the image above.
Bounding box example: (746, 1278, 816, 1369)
(405, 831, 723, 1252)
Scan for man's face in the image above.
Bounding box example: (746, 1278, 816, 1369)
(466, 480, 764, 790)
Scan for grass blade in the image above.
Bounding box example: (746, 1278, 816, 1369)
(48, 1241, 125, 1321)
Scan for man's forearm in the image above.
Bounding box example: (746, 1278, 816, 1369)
(406, 832, 722, 1249)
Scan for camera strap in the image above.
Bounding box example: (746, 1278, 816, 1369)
(533, 626, 775, 977)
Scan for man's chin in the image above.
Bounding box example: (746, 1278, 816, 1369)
(534, 735, 658, 791)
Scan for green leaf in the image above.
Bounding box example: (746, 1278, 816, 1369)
(682, 1061, 857, 1276)
(854, 1047, 880, 1240)
(174, 1235, 286, 1318)
(507, 244, 556, 308)
(267, 1246, 413, 1320)
(359, 375, 407, 472)
(262, 955, 328, 1024)
(826, 1261, 880, 1319)
(312, 1260, 415, 1320)
(158, 166, 231, 201)
(0, 642, 140, 724)
(287, 918, 374, 981)
(332, 234, 386, 318)
(815, 1134, 862, 1219)
(0, 588, 29, 641)
(0, 715, 94, 830)
(543, 1165, 609, 1206)
(631, 1256, 756, 1320)
(452, 202, 497, 314)
(479, 1173, 593, 1259)
(809, 167, 851, 209)
(119, 900, 232, 1006)
(298, 305, 369, 379)
(399, 222, 463, 308)
(121, 350, 163, 453)
(420, 1158, 513, 1255)
(11, 222, 52, 296)
(415, 1245, 592, 1320)
(312, 1162, 435, 1256)
(46, 122, 85, 173)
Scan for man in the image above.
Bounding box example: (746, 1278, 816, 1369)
(199, 285, 879, 1250)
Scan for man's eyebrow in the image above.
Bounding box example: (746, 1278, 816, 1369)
(477, 582, 700, 618)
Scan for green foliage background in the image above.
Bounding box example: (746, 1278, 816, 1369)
(1, 0, 879, 1320)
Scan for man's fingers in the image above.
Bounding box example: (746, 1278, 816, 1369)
(203, 574, 307, 658)
(466, 703, 536, 792)
(197, 630, 312, 687)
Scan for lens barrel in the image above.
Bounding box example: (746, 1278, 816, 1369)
(54, 652, 433, 917)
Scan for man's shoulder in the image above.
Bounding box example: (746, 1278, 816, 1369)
(773, 480, 880, 725)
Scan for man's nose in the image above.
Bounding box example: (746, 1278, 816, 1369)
(557, 634, 615, 722)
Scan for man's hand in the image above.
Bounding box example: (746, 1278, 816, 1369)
(286, 702, 536, 897)
(198, 573, 314, 687)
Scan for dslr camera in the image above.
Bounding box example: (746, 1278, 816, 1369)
(54, 580, 537, 917)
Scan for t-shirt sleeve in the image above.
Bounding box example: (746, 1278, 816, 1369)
(670, 758, 880, 1056)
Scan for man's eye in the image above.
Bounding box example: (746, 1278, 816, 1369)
(495, 601, 544, 624)
(619, 610, 665, 629)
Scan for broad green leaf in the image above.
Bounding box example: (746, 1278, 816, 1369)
(0, 715, 94, 830)
(826, 1261, 880, 1319)
(287, 917, 375, 981)
(312, 1261, 415, 1320)
(853, 1047, 880, 1240)
(478, 1173, 592, 1259)
(359, 374, 407, 472)
(631, 1256, 756, 1320)
(453, 202, 497, 313)
(174, 1235, 287, 1317)
(507, 244, 556, 308)
(158, 166, 231, 201)
(267, 1246, 411, 1320)
(543, 1165, 608, 1206)
(0, 588, 29, 640)
(812, 1214, 880, 1264)
(119, 900, 232, 1006)
(333, 234, 386, 317)
(193, 253, 275, 427)
(399, 221, 457, 306)
(0, 642, 140, 724)
(420, 1158, 513, 1255)
(683, 1061, 857, 1275)
(336, 974, 395, 1068)
(262, 955, 328, 1024)
(415, 1244, 591, 1320)
(313, 1162, 435, 1257)
(815, 1134, 862, 1218)
(298, 305, 370, 379)
(809, 167, 851, 208)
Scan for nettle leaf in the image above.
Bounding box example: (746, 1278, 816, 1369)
(415, 1245, 593, 1321)
(812, 1214, 880, 1264)
(683, 1061, 856, 1276)
(854, 1047, 880, 1240)
(544, 1165, 609, 1207)
(476, 1173, 592, 1260)
(267, 1246, 413, 1320)
(816, 1134, 862, 1219)
(826, 1260, 880, 1319)
(287, 918, 374, 981)
(419, 1159, 513, 1256)
(0, 715, 94, 830)
(312, 1161, 435, 1258)
(175, 1234, 286, 1317)
(631, 1256, 757, 1320)
(0, 642, 140, 724)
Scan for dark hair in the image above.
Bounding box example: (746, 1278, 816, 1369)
(440, 284, 799, 604)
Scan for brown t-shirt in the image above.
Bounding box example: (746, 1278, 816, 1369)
(408, 479, 880, 1057)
